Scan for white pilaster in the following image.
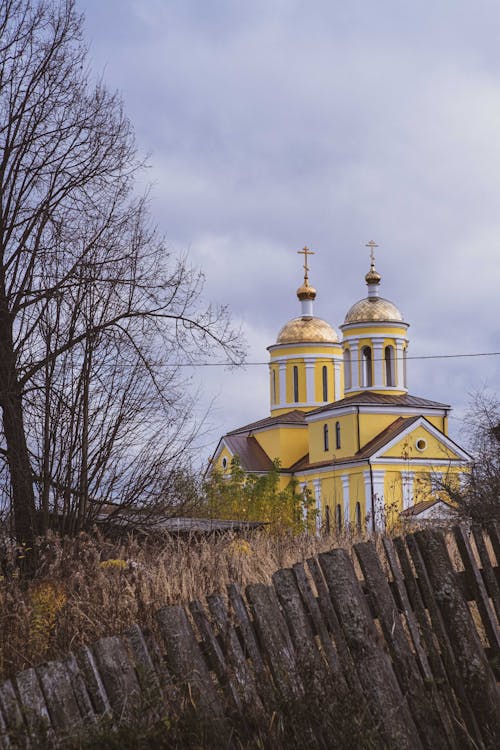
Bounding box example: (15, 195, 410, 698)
(372, 338, 384, 388)
(313, 478, 322, 535)
(278, 362, 286, 406)
(395, 338, 407, 390)
(363, 470, 374, 532)
(299, 482, 308, 524)
(333, 357, 341, 400)
(341, 474, 350, 529)
(372, 469, 386, 532)
(349, 338, 360, 390)
(305, 358, 316, 404)
(401, 470, 414, 510)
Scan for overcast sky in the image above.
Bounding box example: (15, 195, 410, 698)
(79, 0, 500, 458)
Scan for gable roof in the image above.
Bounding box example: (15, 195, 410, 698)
(227, 409, 306, 435)
(309, 391, 450, 416)
(400, 498, 458, 517)
(223, 435, 275, 472)
(286, 414, 471, 473)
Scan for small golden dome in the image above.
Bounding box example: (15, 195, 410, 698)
(343, 297, 403, 325)
(277, 316, 338, 344)
(365, 265, 381, 284)
(296, 280, 317, 301)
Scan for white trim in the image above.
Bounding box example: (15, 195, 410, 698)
(341, 474, 350, 529)
(313, 478, 322, 534)
(306, 404, 449, 423)
(291, 456, 471, 478)
(341, 321, 409, 333)
(278, 363, 286, 408)
(401, 470, 414, 510)
(369, 416, 473, 463)
(333, 359, 341, 401)
(305, 358, 316, 404)
(300, 483, 308, 523)
(372, 469, 385, 532)
(268, 342, 341, 354)
(363, 470, 373, 532)
(372, 340, 384, 389)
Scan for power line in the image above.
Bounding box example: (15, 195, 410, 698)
(171, 351, 500, 368)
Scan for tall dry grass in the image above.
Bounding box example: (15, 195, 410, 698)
(0, 528, 362, 681)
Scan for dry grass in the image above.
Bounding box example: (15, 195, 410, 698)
(0, 528, 362, 681)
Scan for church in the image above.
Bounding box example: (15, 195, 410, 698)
(208, 244, 471, 531)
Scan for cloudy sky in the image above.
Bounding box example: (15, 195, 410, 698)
(79, 0, 500, 458)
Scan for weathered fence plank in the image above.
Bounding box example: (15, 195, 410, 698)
(64, 654, 96, 725)
(36, 660, 83, 732)
(15, 668, 52, 740)
(227, 583, 277, 710)
(292, 562, 344, 680)
(453, 525, 500, 657)
(76, 645, 112, 718)
(415, 529, 500, 748)
(471, 524, 500, 622)
(306, 555, 366, 702)
(0, 680, 25, 747)
(245, 583, 303, 703)
(354, 541, 450, 750)
(319, 548, 423, 750)
(155, 605, 225, 722)
(91, 636, 141, 722)
(206, 593, 267, 725)
(404, 533, 480, 748)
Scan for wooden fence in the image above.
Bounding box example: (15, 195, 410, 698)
(0, 523, 499, 748)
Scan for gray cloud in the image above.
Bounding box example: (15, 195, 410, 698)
(80, 0, 500, 455)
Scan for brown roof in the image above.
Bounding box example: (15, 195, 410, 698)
(288, 416, 421, 473)
(227, 409, 306, 435)
(309, 391, 449, 416)
(400, 499, 457, 517)
(224, 435, 275, 472)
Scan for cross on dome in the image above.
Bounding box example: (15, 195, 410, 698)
(365, 239, 379, 267)
(297, 246, 315, 283)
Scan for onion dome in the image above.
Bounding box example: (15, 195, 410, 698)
(277, 316, 338, 344)
(344, 297, 403, 324)
(296, 280, 317, 301)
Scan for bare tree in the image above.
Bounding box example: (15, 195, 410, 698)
(0, 0, 243, 561)
(450, 391, 500, 524)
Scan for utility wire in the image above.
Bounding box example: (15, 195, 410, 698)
(171, 351, 500, 368)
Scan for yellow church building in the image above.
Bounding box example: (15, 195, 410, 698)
(209, 244, 471, 531)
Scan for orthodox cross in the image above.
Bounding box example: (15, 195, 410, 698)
(297, 246, 315, 282)
(365, 239, 379, 266)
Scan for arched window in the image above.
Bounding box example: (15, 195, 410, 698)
(322, 365, 328, 402)
(325, 505, 331, 535)
(335, 504, 342, 529)
(272, 370, 277, 404)
(361, 346, 373, 387)
(403, 348, 408, 387)
(335, 421, 341, 450)
(385, 345, 395, 387)
(293, 365, 299, 402)
(323, 424, 329, 451)
(355, 502, 361, 531)
(344, 349, 352, 390)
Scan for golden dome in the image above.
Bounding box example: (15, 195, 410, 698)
(365, 265, 381, 284)
(277, 316, 338, 344)
(343, 296, 403, 325)
(296, 280, 317, 301)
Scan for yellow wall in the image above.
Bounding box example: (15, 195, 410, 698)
(254, 426, 309, 468)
